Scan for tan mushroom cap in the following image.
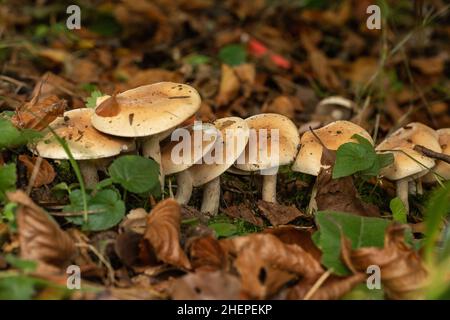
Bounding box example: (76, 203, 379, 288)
(376, 122, 441, 181)
(234, 113, 300, 172)
(188, 117, 250, 187)
(292, 120, 373, 176)
(33, 108, 134, 160)
(161, 122, 219, 175)
(91, 82, 201, 137)
(423, 128, 450, 183)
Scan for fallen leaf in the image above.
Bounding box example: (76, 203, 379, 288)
(261, 95, 297, 119)
(171, 270, 241, 300)
(7, 190, 76, 268)
(141, 199, 191, 270)
(223, 203, 264, 227)
(411, 54, 447, 76)
(95, 94, 121, 117)
(188, 235, 228, 271)
(216, 64, 240, 106)
(257, 200, 305, 226)
(341, 224, 428, 299)
(18, 155, 56, 187)
(343, 57, 379, 88)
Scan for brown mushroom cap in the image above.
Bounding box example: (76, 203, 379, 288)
(376, 122, 441, 181)
(91, 82, 201, 137)
(188, 117, 250, 187)
(292, 120, 373, 176)
(234, 113, 300, 172)
(161, 122, 219, 175)
(423, 128, 450, 182)
(32, 108, 134, 160)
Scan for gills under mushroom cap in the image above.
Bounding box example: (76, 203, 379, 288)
(32, 108, 134, 160)
(292, 120, 373, 176)
(91, 82, 201, 138)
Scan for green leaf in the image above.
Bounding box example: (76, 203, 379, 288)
(0, 117, 41, 150)
(109, 155, 160, 194)
(183, 54, 211, 66)
(333, 141, 376, 179)
(218, 44, 247, 66)
(64, 189, 125, 231)
(88, 13, 121, 37)
(209, 222, 237, 238)
(423, 182, 450, 262)
(85, 90, 103, 108)
(0, 163, 17, 201)
(5, 254, 37, 273)
(314, 211, 391, 275)
(390, 197, 407, 224)
(439, 224, 450, 262)
(0, 276, 36, 300)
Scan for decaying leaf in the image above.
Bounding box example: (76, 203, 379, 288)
(216, 64, 240, 106)
(18, 155, 56, 187)
(188, 235, 228, 271)
(141, 199, 191, 270)
(7, 190, 76, 268)
(223, 203, 264, 227)
(341, 224, 428, 299)
(171, 270, 241, 300)
(257, 200, 305, 226)
(95, 94, 121, 117)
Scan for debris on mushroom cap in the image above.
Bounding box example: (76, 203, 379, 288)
(292, 120, 373, 176)
(234, 113, 300, 172)
(316, 96, 355, 120)
(422, 128, 450, 183)
(188, 117, 250, 187)
(32, 108, 134, 160)
(91, 82, 201, 138)
(376, 122, 441, 181)
(161, 122, 220, 175)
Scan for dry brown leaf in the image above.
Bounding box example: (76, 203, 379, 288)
(223, 203, 264, 227)
(341, 224, 428, 299)
(411, 54, 447, 76)
(221, 233, 324, 298)
(11, 93, 66, 131)
(125, 68, 183, 89)
(171, 270, 241, 300)
(18, 155, 56, 187)
(257, 200, 305, 226)
(287, 273, 366, 300)
(343, 57, 378, 88)
(188, 235, 228, 271)
(7, 190, 76, 268)
(216, 64, 240, 106)
(261, 96, 296, 119)
(95, 94, 121, 117)
(141, 199, 191, 270)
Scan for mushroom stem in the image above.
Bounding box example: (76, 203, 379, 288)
(417, 177, 423, 195)
(142, 136, 164, 192)
(262, 174, 277, 203)
(307, 179, 318, 215)
(397, 178, 410, 214)
(79, 161, 98, 190)
(201, 177, 220, 215)
(174, 170, 193, 205)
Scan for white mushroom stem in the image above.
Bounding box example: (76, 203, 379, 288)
(397, 178, 410, 214)
(417, 177, 423, 195)
(262, 174, 277, 203)
(201, 177, 220, 215)
(307, 179, 318, 215)
(79, 161, 98, 190)
(142, 136, 164, 192)
(174, 170, 193, 205)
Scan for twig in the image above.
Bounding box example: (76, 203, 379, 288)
(303, 269, 333, 300)
(26, 156, 42, 195)
(414, 145, 450, 164)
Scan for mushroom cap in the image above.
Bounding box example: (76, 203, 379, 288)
(161, 122, 219, 175)
(234, 113, 300, 172)
(376, 122, 441, 181)
(91, 82, 201, 137)
(188, 117, 250, 187)
(292, 120, 373, 176)
(316, 96, 355, 120)
(32, 108, 134, 160)
(423, 128, 450, 183)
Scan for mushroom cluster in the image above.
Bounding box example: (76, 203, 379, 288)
(30, 82, 449, 217)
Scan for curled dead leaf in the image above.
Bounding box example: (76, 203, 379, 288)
(188, 235, 228, 271)
(257, 200, 305, 226)
(7, 190, 76, 268)
(95, 94, 121, 117)
(18, 155, 56, 187)
(141, 199, 191, 270)
(341, 224, 427, 299)
(216, 64, 240, 107)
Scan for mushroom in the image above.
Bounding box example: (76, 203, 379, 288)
(31, 108, 134, 189)
(292, 120, 373, 214)
(233, 113, 300, 203)
(188, 117, 250, 214)
(160, 122, 219, 204)
(376, 122, 441, 213)
(315, 96, 355, 121)
(423, 128, 450, 183)
(90, 82, 201, 190)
